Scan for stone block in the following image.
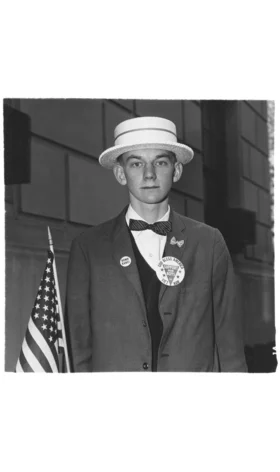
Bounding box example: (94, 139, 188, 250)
(266, 229, 274, 263)
(247, 100, 262, 114)
(250, 147, 265, 187)
(201, 100, 210, 130)
(241, 139, 251, 178)
(258, 189, 271, 225)
(135, 100, 183, 140)
(169, 191, 186, 216)
(245, 245, 255, 259)
(173, 153, 203, 199)
(5, 186, 13, 204)
(261, 101, 268, 119)
(201, 129, 211, 168)
(262, 158, 271, 190)
(243, 180, 258, 213)
(207, 136, 224, 171)
(240, 101, 256, 144)
(68, 154, 128, 226)
(256, 115, 268, 155)
(241, 273, 275, 346)
(105, 101, 134, 148)
(183, 101, 202, 150)
(6, 216, 78, 254)
(20, 99, 103, 158)
(113, 99, 134, 111)
(21, 138, 66, 219)
(186, 198, 204, 222)
(254, 223, 267, 260)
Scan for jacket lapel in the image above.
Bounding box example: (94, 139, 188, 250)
(159, 209, 187, 303)
(112, 208, 146, 315)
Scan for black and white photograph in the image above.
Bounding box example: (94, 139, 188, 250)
(4, 99, 276, 374)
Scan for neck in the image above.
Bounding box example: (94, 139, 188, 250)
(129, 196, 169, 223)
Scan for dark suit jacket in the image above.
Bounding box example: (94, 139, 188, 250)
(65, 207, 248, 372)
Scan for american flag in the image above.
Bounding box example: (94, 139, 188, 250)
(16, 250, 65, 372)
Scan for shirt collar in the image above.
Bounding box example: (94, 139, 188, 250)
(125, 204, 170, 227)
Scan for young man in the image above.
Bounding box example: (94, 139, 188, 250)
(65, 116, 247, 372)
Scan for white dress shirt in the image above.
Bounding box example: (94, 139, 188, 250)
(126, 204, 170, 271)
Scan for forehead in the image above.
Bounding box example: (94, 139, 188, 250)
(121, 148, 175, 160)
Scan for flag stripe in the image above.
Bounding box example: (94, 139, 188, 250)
(15, 358, 24, 372)
(57, 331, 64, 345)
(19, 350, 33, 372)
(25, 328, 53, 373)
(22, 337, 45, 373)
(30, 318, 59, 372)
(28, 318, 58, 372)
(48, 337, 60, 368)
(45, 326, 61, 367)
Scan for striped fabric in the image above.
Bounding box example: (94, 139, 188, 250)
(16, 250, 65, 373)
(129, 219, 172, 236)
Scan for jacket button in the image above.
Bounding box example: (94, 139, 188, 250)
(143, 362, 149, 370)
(142, 320, 147, 327)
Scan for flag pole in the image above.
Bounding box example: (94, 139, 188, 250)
(47, 226, 71, 373)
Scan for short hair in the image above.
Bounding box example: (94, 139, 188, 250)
(116, 154, 124, 165)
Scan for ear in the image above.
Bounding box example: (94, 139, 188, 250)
(113, 164, 127, 186)
(172, 162, 183, 183)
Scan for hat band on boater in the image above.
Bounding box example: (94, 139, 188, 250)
(115, 127, 177, 144)
(115, 128, 178, 146)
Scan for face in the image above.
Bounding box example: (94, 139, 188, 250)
(113, 148, 183, 205)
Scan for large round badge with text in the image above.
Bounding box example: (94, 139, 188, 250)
(156, 256, 185, 286)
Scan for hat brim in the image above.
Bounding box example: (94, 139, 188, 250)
(99, 142, 194, 169)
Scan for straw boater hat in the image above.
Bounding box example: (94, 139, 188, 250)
(99, 116, 194, 169)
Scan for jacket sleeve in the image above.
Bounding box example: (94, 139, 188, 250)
(212, 229, 248, 372)
(65, 237, 92, 372)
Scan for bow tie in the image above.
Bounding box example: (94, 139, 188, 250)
(129, 219, 172, 236)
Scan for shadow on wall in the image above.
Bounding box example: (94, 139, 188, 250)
(244, 342, 277, 372)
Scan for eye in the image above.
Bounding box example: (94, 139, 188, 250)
(131, 161, 142, 168)
(155, 160, 169, 166)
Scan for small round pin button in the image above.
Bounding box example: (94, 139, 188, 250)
(120, 256, 131, 267)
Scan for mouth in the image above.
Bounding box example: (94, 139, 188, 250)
(141, 186, 160, 189)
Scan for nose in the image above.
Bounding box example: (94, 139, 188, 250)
(143, 163, 156, 180)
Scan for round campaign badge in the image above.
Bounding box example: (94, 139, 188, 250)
(120, 256, 132, 267)
(156, 256, 185, 286)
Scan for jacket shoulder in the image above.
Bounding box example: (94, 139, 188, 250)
(173, 212, 228, 256)
(71, 214, 120, 247)
(174, 211, 217, 234)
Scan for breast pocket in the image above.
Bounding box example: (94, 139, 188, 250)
(179, 279, 210, 294)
